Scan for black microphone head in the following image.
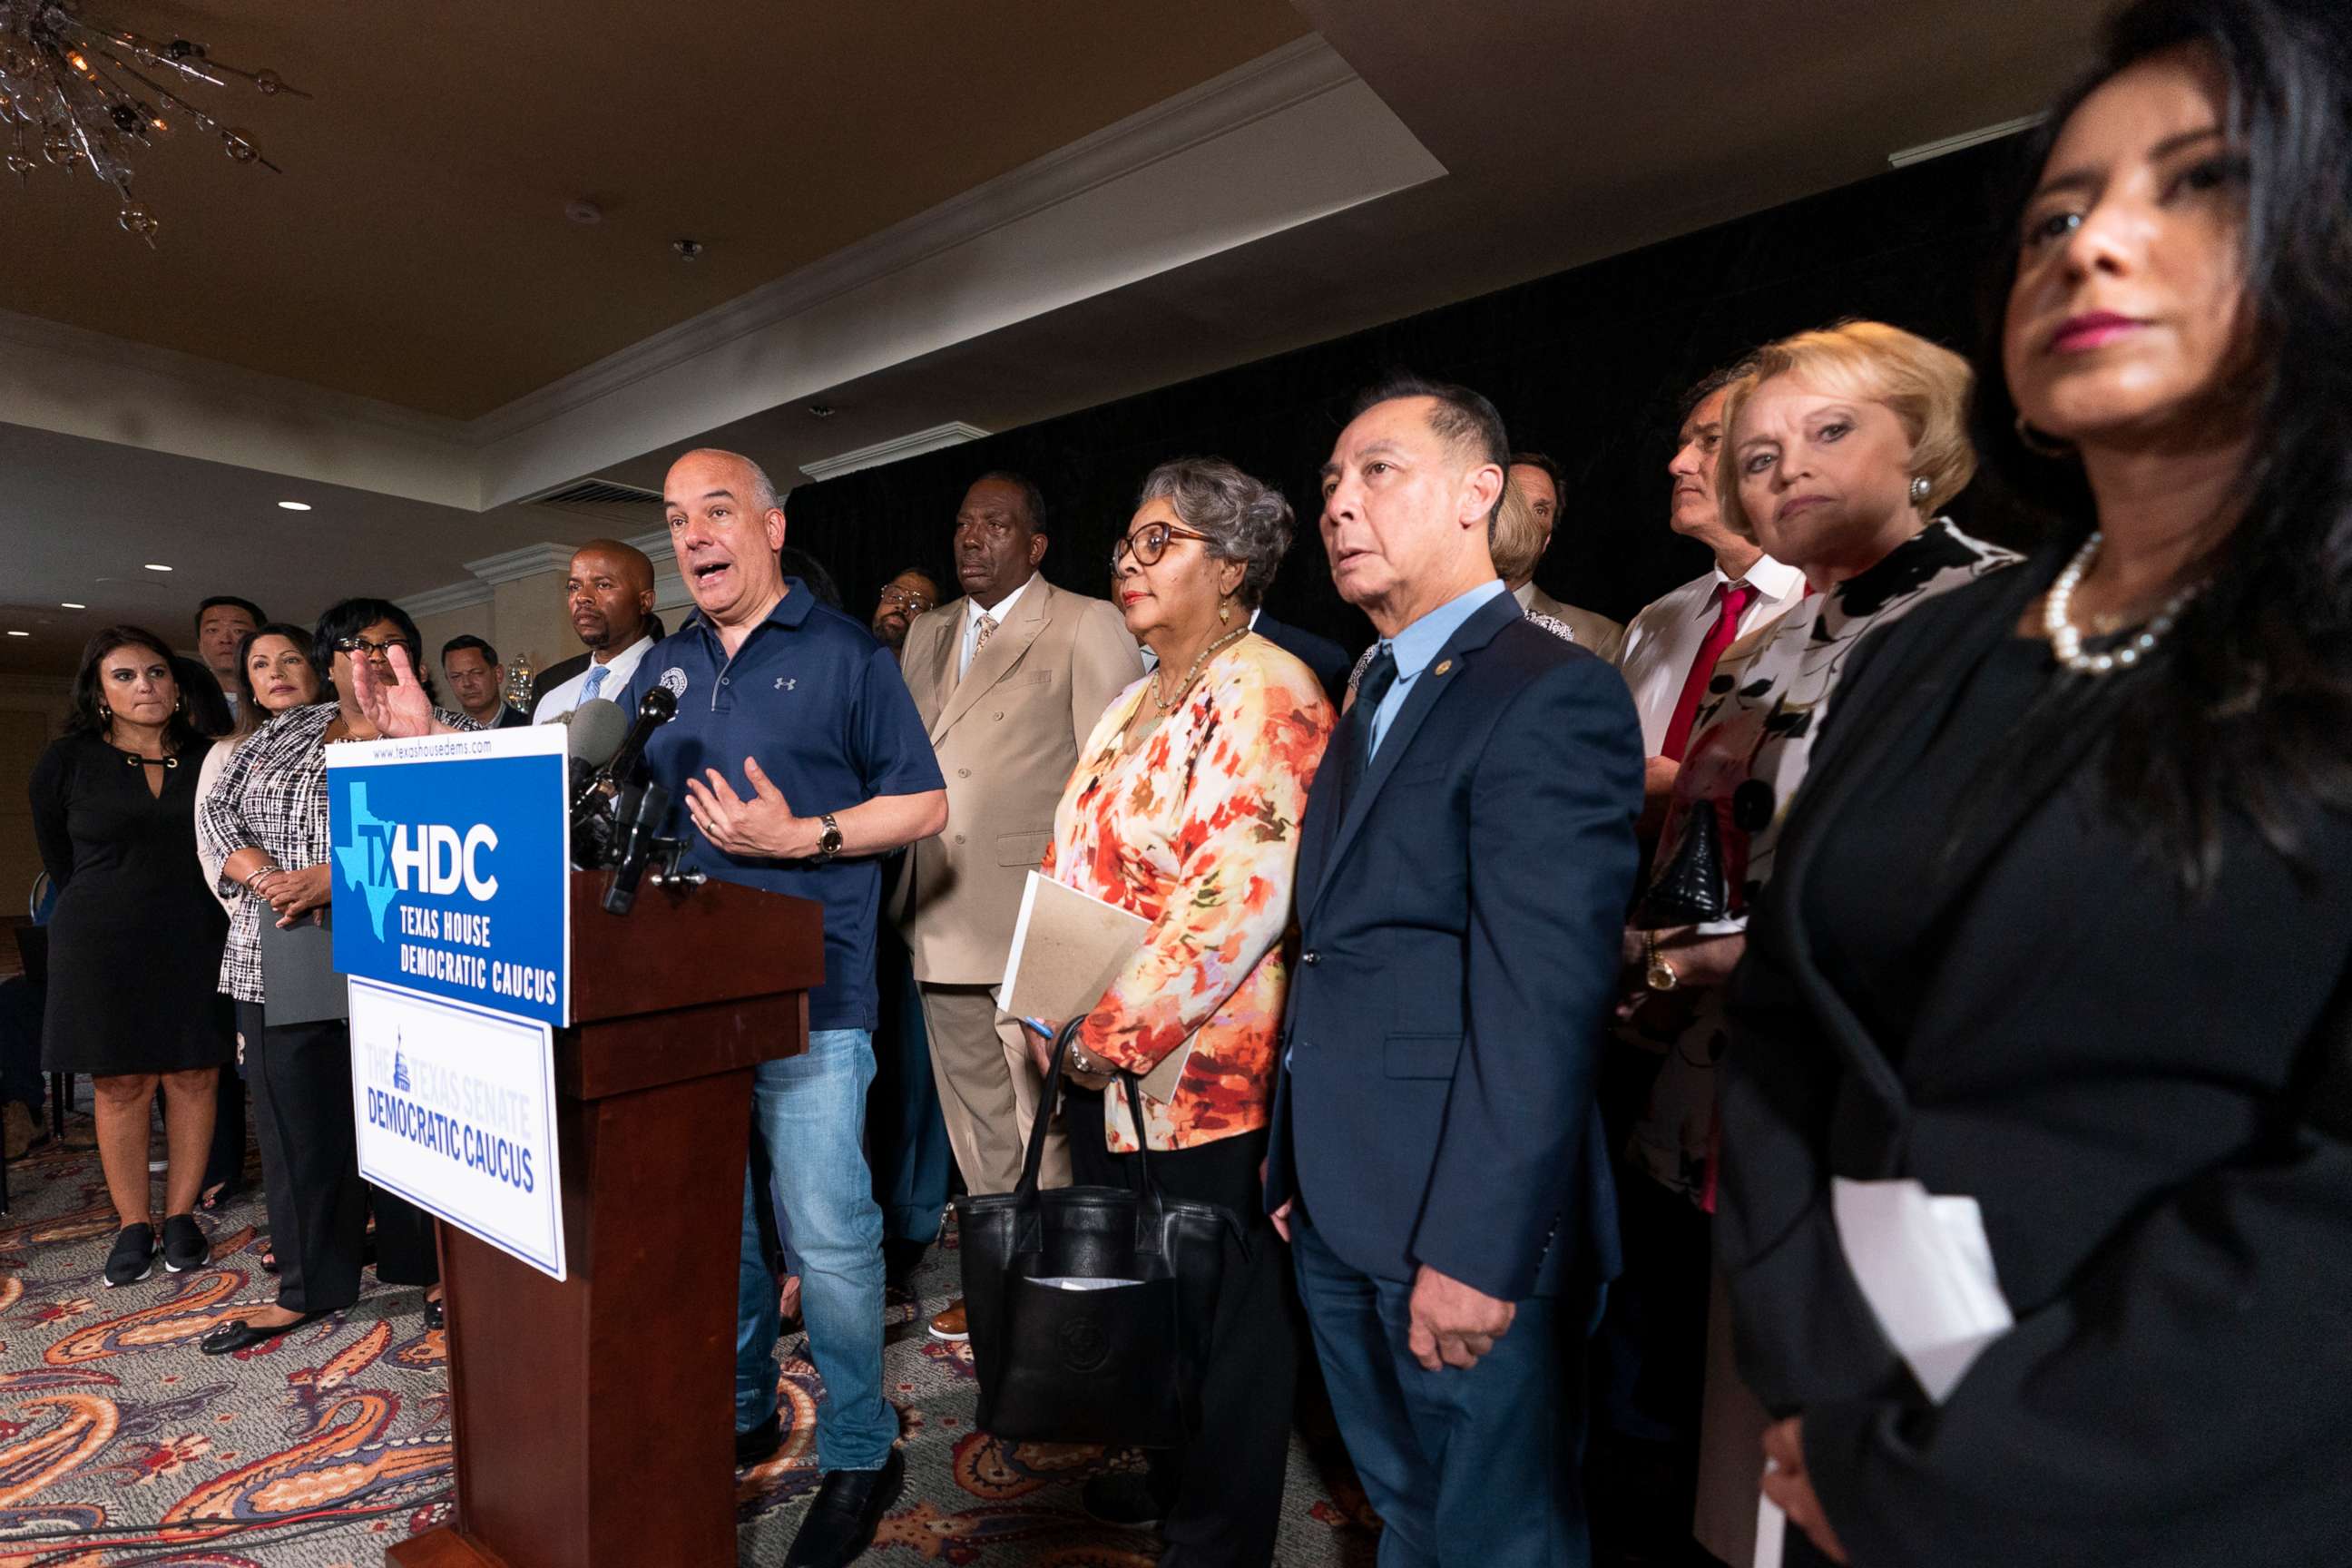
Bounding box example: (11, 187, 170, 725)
(639, 685, 678, 723)
(566, 699, 629, 769)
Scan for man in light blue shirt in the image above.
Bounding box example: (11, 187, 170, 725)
(1269, 373, 1643, 1568)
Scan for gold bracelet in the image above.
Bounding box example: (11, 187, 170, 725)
(1644, 930, 1681, 993)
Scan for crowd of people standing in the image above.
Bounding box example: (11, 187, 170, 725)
(24, 1, 2352, 1564)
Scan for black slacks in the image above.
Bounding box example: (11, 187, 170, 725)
(240, 1002, 437, 1314)
(1066, 1088, 1294, 1568)
(203, 1043, 248, 1198)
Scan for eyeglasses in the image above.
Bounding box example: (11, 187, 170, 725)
(334, 636, 415, 661)
(877, 586, 936, 613)
(1111, 522, 1214, 571)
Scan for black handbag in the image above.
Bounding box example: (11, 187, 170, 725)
(1632, 790, 1730, 928)
(953, 1020, 1239, 1447)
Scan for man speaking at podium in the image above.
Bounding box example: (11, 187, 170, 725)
(356, 446, 946, 1568)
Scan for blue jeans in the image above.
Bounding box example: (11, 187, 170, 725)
(1292, 1220, 1593, 1568)
(733, 1028, 895, 1471)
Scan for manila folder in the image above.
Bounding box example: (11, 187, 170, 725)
(995, 871, 1192, 1102)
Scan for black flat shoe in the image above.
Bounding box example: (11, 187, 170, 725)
(104, 1223, 158, 1288)
(423, 1296, 445, 1331)
(200, 1310, 327, 1356)
(735, 1412, 782, 1468)
(162, 1213, 210, 1273)
(783, 1449, 906, 1567)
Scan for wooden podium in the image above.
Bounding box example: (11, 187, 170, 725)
(390, 870, 824, 1568)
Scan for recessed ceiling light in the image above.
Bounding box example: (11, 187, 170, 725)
(277, 499, 313, 512)
(61, 602, 84, 609)
(143, 563, 173, 572)
(5, 631, 27, 638)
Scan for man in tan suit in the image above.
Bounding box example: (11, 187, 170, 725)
(1504, 452, 1625, 662)
(892, 471, 1142, 1338)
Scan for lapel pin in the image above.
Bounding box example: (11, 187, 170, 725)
(1434, 659, 1454, 676)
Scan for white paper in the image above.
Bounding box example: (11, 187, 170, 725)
(1753, 1180, 2014, 1567)
(1754, 1478, 1788, 1568)
(1830, 1176, 2015, 1403)
(1032, 1276, 1145, 1292)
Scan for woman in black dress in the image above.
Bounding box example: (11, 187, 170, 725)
(1722, 2, 2352, 1563)
(31, 626, 233, 1285)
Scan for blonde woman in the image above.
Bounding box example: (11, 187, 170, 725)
(1618, 320, 2018, 1563)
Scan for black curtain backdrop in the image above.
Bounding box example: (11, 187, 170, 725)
(784, 139, 2029, 652)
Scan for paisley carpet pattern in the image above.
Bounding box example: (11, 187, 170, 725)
(1, 1134, 1378, 1565)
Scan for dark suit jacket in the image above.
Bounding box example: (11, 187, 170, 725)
(530, 652, 590, 710)
(1720, 555, 2352, 1568)
(1253, 612, 1352, 707)
(1266, 591, 1643, 1301)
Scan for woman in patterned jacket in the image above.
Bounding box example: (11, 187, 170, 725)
(1030, 456, 1334, 1565)
(197, 598, 476, 1353)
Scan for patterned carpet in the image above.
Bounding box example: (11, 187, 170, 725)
(0, 1126, 1381, 1566)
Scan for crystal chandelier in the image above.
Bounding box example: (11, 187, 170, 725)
(0, 3, 303, 245)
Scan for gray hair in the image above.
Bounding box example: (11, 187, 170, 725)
(676, 447, 786, 515)
(1135, 457, 1295, 607)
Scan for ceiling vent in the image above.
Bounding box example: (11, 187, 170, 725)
(528, 477, 665, 508)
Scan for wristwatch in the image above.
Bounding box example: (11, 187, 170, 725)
(1644, 930, 1681, 993)
(813, 812, 843, 862)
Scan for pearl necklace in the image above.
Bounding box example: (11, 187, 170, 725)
(2042, 529, 2203, 677)
(1151, 623, 1250, 713)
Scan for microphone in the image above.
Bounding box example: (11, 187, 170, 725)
(566, 698, 629, 771)
(601, 779, 672, 916)
(603, 685, 678, 795)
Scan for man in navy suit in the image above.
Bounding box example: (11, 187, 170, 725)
(1266, 375, 1642, 1567)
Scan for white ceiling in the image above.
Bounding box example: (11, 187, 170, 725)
(0, 0, 2113, 676)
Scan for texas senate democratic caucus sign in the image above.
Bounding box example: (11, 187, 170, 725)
(346, 978, 567, 1279)
(327, 725, 572, 1279)
(327, 724, 570, 1027)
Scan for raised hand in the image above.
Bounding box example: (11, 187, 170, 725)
(353, 643, 439, 737)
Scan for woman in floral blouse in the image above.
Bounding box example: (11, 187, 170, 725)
(1034, 456, 1333, 1563)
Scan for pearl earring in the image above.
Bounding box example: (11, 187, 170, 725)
(1909, 475, 1932, 505)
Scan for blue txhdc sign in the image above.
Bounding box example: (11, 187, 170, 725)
(326, 726, 571, 1027)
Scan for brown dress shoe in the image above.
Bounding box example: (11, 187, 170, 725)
(926, 1298, 969, 1342)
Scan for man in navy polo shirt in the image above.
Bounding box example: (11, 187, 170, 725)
(629, 447, 946, 1568)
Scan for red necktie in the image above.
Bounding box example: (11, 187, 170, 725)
(1660, 583, 1754, 762)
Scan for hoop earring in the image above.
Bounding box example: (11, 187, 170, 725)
(2014, 412, 2075, 460)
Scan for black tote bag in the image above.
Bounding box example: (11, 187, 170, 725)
(953, 1020, 1238, 1447)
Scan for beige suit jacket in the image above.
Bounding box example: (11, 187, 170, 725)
(891, 575, 1144, 985)
(1522, 583, 1627, 664)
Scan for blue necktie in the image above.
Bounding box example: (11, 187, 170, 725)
(1338, 643, 1397, 813)
(580, 664, 609, 704)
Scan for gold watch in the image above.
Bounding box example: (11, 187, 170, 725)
(1644, 930, 1681, 993)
